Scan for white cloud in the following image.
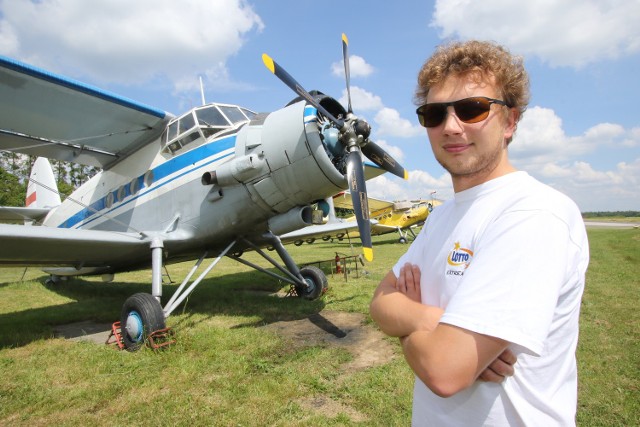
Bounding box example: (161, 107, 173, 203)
(0, 0, 264, 92)
(374, 139, 405, 163)
(331, 55, 374, 78)
(368, 169, 452, 202)
(535, 159, 640, 211)
(375, 107, 424, 138)
(510, 106, 639, 169)
(339, 86, 384, 111)
(431, 0, 640, 68)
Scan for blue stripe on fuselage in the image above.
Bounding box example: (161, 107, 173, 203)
(59, 136, 236, 229)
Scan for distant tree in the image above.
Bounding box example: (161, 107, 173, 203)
(582, 211, 640, 218)
(0, 168, 26, 206)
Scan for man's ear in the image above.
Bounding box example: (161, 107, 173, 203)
(504, 108, 519, 141)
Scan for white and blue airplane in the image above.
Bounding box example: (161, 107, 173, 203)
(0, 35, 407, 350)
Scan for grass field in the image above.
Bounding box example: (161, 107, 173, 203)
(0, 227, 638, 426)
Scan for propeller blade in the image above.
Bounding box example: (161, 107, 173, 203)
(341, 33, 353, 114)
(362, 141, 409, 180)
(346, 150, 373, 261)
(262, 53, 344, 128)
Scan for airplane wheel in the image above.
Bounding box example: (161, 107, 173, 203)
(120, 293, 165, 351)
(296, 266, 328, 300)
(45, 275, 61, 286)
(399, 237, 408, 244)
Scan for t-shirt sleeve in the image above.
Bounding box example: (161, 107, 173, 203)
(439, 211, 576, 356)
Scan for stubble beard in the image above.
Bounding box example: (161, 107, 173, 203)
(436, 139, 505, 183)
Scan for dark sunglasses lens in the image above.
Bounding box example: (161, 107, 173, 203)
(454, 98, 491, 123)
(417, 104, 446, 127)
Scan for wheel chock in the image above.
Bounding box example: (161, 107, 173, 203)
(105, 321, 125, 350)
(147, 328, 176, 350)
(106, 322, 175, 351)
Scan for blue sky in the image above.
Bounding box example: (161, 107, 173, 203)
(1, 0, 639, 212)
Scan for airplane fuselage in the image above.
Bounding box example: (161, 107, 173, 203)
(43, 100, 348, 273)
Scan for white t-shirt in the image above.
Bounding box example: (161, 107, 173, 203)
(393, 172, 589, 427)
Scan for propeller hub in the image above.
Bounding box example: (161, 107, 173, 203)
(354, 119, 371, 140)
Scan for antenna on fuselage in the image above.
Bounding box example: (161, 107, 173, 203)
(199, 76, 206, 105)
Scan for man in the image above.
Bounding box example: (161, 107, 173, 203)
(369, 40, 589, 426)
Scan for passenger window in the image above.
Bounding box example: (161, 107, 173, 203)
(117, 185, 127, 201)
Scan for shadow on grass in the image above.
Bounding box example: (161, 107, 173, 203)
(0, 268, 327, 350)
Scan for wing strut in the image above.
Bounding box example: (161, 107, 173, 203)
(163, 239, 238, 317)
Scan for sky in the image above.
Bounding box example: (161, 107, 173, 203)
(1, 0, 639, 212)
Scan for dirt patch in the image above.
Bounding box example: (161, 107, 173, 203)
(263, 311, 396, 423)
(298, 395, 368, 423)
(261, 310, 396, 372)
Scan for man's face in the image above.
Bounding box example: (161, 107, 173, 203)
(425, 73, 517, 191)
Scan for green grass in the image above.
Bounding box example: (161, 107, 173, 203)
(576, 228, 640, 426)
(0, 228, 638, 426)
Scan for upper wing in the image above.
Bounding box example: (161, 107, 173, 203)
(0, 224, 148, 268)
(332, 191, 394, 212)
(0, 55, 173, 169)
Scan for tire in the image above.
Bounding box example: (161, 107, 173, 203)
(399, 237, 407, 244)
(295, 266, 328, 300)
(120, 293, 166, 351)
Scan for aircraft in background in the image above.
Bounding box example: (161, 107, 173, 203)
(331, 192, 443, 243)
(0, 34, 407, 350)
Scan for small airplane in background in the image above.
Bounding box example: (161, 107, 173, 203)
(332, 192, 443, 243)
(0, 34, 407, 350)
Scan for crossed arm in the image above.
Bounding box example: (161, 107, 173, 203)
(369, 263, 516, 397)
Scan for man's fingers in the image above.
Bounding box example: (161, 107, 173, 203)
(478, 367, 505, 383)
(396, 266, 407, 293)
(488, 356, 515, 378)
(499, 349, 517, 365)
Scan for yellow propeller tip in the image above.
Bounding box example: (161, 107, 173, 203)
(404, 170, 409, 180)
(342, 33, 349, 44)
(262, 53, 275, 74)
(363, 247, 373, 262)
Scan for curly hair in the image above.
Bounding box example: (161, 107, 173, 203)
(414, 40, 530, 121)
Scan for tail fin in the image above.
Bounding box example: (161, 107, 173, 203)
(26, 157, 61, 210)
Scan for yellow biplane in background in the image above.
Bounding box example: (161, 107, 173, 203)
(332, 192, 443, 243)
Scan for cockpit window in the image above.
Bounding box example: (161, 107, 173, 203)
(241, 108, 257, 120)
(196, 106, 229, 126)
(168, 121, 179, 141)
(219, 106, 249, 124)
(163, 104, 255, 156)
(179, 112, 196, 133)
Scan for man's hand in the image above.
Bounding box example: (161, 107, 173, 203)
(478, 348, 517, 383)
(394, 262, 422, 303)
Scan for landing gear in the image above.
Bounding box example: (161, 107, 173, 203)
(121, 233, 328, 351)
(296, 265, 328, 300)
(398, 237, 407, 244)
(120, 293, 166, 351)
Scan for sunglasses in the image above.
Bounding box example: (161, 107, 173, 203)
(416, 96, 509, 128)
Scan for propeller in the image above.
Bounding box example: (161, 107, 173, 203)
(262, 34, 408, 261)
(342, 33, 353, 114)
